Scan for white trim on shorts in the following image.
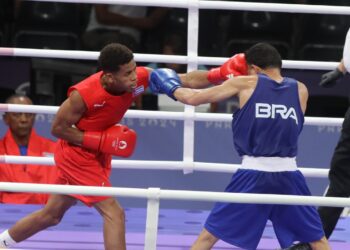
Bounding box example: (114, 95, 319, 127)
(241, 155, 298, 172)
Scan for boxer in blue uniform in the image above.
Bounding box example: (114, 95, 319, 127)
(149, 43, 330, 250)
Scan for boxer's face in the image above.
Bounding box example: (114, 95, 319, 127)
(103, 60, 137, 95)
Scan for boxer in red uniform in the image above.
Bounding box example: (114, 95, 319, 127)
(0, 43, 147, 250)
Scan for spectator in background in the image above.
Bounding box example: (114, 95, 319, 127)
(0, 94, 56, 204)
(82, 4, 168, 52)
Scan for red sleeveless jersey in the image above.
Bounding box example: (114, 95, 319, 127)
(70, 66, 149, 131)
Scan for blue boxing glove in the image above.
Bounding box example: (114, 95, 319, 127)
(149, 68, 181, 100)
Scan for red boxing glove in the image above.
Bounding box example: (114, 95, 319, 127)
(207, 53, 248, 85)
(82, 124, 137, 157)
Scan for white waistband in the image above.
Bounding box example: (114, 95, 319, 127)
(241, 156, 298, 172)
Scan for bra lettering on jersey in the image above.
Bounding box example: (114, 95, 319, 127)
(255, 103, 298, 125)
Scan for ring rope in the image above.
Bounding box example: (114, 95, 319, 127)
(0, 48, 339, 70)
(0, 155, 330, 177)
(0, 182, 349, 207)
(0, 103, 344, 126)
(20, 0, 350, 15)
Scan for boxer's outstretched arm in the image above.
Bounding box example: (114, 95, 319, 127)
(179, 70, 211, 89)
(174, 76, 249, 106)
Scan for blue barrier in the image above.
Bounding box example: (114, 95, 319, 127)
(0, 115, 338, 209)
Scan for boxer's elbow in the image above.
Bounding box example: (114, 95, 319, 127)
(174, 89, 203, 106)
(51, 121, 71, 139)
(177, 95, 202, 106)
(51, 123, 63, 138)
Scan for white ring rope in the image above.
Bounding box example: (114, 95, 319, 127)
(22, 0, 350, 15)
(0, 103, 344, 125)
(0, 182, 349, 208)
(0, 48, 339, 70)
(0, 156, 329, 178)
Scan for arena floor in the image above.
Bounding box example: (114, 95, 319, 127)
(0, 204, 349, 250)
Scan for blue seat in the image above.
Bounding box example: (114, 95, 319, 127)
(298, 14, 350, 60)
(0, 31, 3, 46)
(223, 10, 293, 58)
(225, 38, 291, 59)
(16, 2, 80, 32)
(0, 0, 16, 46)
(14, 2, 81, 50)
(14, 30, 79, 50)
(300, 44, 343, 61)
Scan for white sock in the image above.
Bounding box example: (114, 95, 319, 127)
(0, 230, 17, 248)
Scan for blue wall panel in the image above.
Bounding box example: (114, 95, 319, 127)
(0, 115, 340, 209)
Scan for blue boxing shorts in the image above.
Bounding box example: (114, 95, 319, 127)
(204, 168, 325, 250)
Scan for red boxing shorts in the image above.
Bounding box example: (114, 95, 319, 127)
(53, 140, 112, 206)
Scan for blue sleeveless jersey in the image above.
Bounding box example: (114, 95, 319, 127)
(232, 74, 304, 157)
